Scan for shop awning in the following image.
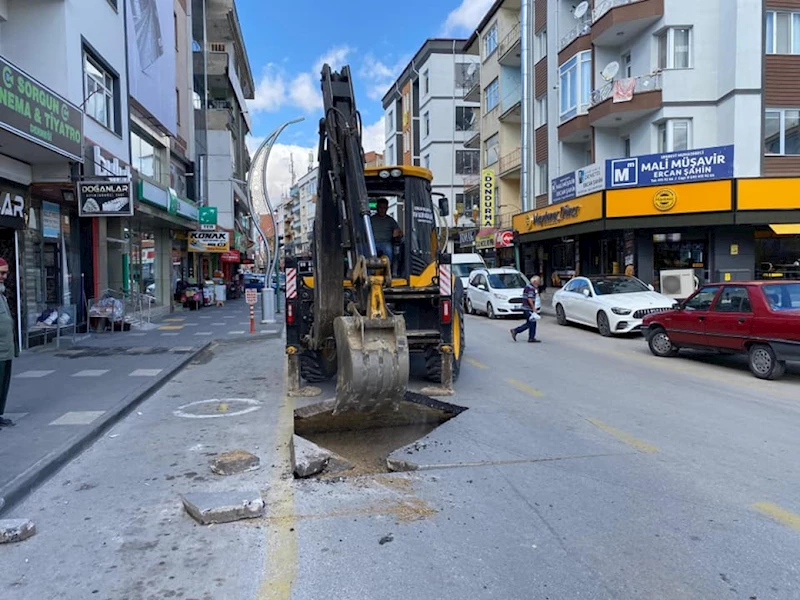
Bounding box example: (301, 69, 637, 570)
(769, 224, 800, 235)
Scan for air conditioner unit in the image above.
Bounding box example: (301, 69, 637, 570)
(659, 269, 699, 299)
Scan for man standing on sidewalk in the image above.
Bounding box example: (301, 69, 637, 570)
(0, 258, 16, 427)
(510, 275, 542, 343)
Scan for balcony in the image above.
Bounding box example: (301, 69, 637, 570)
(591, 0, 664, 47)
(464, 129, 481, 149)
(588, 72, 662, 128)
(462, 71, 481, 102)
(498, 22, 522, 67)
(499, 88, 522, 124)
(200, 106, 237, 131)
(463, 174, 480, 192)
(499, 148, 521, 177)
(559, 19, 591, 52)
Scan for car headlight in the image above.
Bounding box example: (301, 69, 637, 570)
(492, 293, 507, 300)
(610, 307, 631, 316)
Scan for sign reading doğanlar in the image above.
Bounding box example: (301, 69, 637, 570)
(189, 231, 230, 253)
(78, 180, 133, 217)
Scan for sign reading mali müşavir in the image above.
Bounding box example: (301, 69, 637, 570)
(0, 55, 83, 161)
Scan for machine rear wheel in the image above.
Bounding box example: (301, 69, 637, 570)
(424, 294, 464, 383)
(299, 349, 337, 383)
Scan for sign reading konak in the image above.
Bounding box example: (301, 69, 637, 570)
(0, 55, 83, 161)
(189, 231, 230, 253)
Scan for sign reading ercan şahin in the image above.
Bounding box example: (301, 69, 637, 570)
(78, 180, 133, 217)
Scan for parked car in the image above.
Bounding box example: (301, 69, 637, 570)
(271, 272, 286, 290)
(466, 267, 529, 319)
(643, 281, 800, 380)
(552, 274, 677, 336)
(243, 273, 265, 291)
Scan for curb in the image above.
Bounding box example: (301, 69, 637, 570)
(0, 341, 214, 516)
(216, 328, 284, 345)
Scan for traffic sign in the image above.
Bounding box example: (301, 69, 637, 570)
(245, 289, 258, 305)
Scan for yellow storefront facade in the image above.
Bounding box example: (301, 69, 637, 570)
(514, 178, 800, 291)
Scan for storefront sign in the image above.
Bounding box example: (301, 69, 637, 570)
(481, 169, 495, 227)
(459, 229, 476, 246)
(495, 230, 514, 249)
(737, 178, 800, 211)
(606, 145, 734, 189)
(606, 180, 732, 218)
(475, 229, 495, 250)
(220, 250, 240, 263)
(551, 173, 576, 203)
(41, 201, 60, 238)
(551, 163, 606, 203)
(199, 206, 217, 231)
(188, 231, 230, 253)
(92, 145, 130, 179)
(78, 180, 133, 217)
(514, 193, 603, 234)
(0, 190, 24, 229)
(0, 55, 84, 161)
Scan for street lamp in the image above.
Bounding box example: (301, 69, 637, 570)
(244, 116, 305, 323)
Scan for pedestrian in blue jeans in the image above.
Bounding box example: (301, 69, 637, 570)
(511, 276, 542, 343)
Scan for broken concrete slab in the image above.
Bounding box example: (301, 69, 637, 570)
(291, 434, 330, 478)
(181, 489, 265, 525)
(0, 519, 36, 543)
(210, 450, 261, 476)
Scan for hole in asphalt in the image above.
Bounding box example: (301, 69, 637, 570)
(293, 392, 467, 477)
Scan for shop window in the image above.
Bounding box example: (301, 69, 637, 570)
(657, 27, 692, 70)
(765, 109, 800, 155)
(83, 48, 118, 132)
(653, 237, 707, 281)
(131, 129, 165, 182)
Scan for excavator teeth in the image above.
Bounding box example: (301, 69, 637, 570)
(332, 315, 410, 414)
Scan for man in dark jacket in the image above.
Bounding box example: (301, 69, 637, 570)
(510, 275, 542, 343)
(0, 257, 16, 427)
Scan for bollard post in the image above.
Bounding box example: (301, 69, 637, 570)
(249, 304, 255, 334)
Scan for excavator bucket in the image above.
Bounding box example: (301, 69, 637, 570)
(332, 314, 410, 414)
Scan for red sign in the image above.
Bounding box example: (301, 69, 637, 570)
(220, 250, 240, 263)
(495, 230, 514, 248)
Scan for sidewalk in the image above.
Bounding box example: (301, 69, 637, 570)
(0, 297, 284, 514)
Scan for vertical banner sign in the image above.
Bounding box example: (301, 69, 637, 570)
(481, 169, 495, 228)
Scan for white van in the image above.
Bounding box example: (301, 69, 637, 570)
(452, 253, 487, 291)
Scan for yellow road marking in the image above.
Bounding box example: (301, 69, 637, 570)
(256, 365, 297, 600)
(586, 417, 659, 454)
(752, 502, 800, 531)
(216, 402, 229, 413)
(158, 325, 184, 330)
(508, 379, 543, 397)
(465, 357, 488, 369)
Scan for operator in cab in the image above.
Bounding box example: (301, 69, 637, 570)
(370, 197, 402, 262)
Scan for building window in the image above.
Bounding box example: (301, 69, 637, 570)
(536, 161, 548, 196)
(386, 109, 394, 137)
(766, 11, 800, 54)
(131, 129, 165, 181)
(455, 62, 477, 89)
(622, 52, 632, 77)
(485, 78, 499, 112)
(403, 131, 410, 153)
(765, 109, 800, 155)
(559, 50, 592, 121)
(174, 12, 179, 50)
(423, 154, 431, 169)
(455, 150, 480, 175)
(657, 119, 691, 153)
(535, 94, 547, 127)
(387, 143, 395, 164)
(535, 28, 547, 62)
(623, 137, 631, 158)
(423, 70, 429, 95)
(484, 134, 499, 166)
(483, 23, 498, 59)
(456, 106, 477, 131)
(176, 89, 181, 125)
(424, 111, 430, 137)
(83, 50, 116, 131)
(657, 27, 692, 69)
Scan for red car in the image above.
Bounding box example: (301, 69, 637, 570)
(642, 281, 800, 380)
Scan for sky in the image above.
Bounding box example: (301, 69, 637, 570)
(237, 0, 494, 206)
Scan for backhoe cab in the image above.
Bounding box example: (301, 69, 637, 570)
(284, 64, 464, 414)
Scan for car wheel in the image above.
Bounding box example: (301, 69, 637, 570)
(748, 343, 786, 380)
(597, 311, 612, 337)
(487, 302, 496, 319)
(648, 327, 679, 357)
(555, 303, 567, 326)
(466, 297, 474, 315)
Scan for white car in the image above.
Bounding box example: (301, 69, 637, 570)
(466, 267, 530, 319)
(552, 275, 678, 336)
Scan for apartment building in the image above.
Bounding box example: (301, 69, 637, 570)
(364, 151, 384, 168)
(461, 1, 522, 265)
(511, 0, 800, 292)
(193, 0, 256, 281)
(382, 39, 481, 231)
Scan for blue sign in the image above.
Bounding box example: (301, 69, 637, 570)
(606, 145, 734, 189)
(551, 173, 576, 203)
(42, 201, 61, 239)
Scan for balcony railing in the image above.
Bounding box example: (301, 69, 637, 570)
(463, 174, 481, 189)
(462, 72, 480, 100)
(501, 87, 522, 114)
(499, 148, 521, 174)
(559, 19, 591, 51)
(498, 22, 521, 58)
(592, 0, 646, 22)
(589, 71, 662, 107)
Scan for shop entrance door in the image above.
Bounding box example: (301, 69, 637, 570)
(43, 242, 59, 305)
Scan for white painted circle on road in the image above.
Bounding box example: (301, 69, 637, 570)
(173, 398, 262, 419)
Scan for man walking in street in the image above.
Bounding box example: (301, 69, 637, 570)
(510, 275, 542, 343)
(0, 257, 16, 427)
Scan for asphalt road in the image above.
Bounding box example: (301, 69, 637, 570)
(2, 312, 800, 599)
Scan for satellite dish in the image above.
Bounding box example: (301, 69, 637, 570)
(573, 1, 589, 19)
(601, 61, 620, 81)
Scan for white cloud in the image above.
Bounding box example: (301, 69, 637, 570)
(359, 54, 409, 101)
(249, 65, 287, 113)
(314, 45, 353, 74)
(288, 73, 322, 113)
(361, 117, 385, 154)
(440, 0, 494, 35)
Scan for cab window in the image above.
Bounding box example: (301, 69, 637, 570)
(685, 286, 720, 311)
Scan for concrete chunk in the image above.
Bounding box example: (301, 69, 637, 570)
(0, 519, 36, 543)
(210, 450, 261, 476)
(181, 489, 265, 525)
(291, 434, 331, 478)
